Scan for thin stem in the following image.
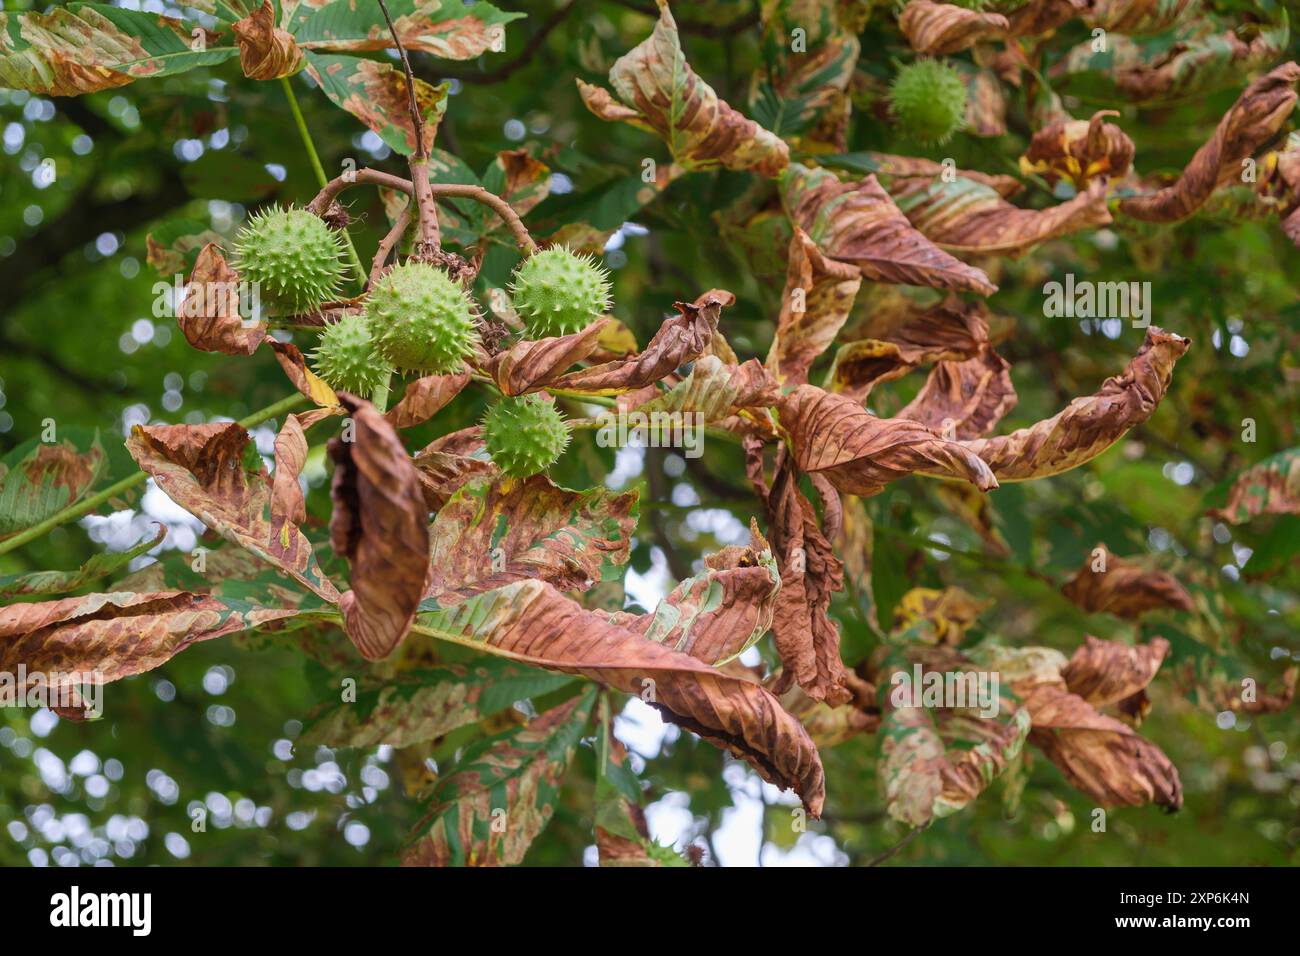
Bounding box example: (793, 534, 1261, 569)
(0, 393, 311, 558)
(308, 171, 537, 255)
(375, 0, 426, 162)
(280, 76, 367, 287)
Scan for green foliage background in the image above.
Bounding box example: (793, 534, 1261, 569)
(0, 0, 1298, 866)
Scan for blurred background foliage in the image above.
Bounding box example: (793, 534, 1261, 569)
(0, 0, 1298, 866)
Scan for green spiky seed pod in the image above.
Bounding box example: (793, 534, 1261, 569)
(483, 393, 571, 477)
(889, 59, 968, 146)
(509, 247, 612, 338)
(311, 313, 391, 395)
(365, 262, 479, 374)
(233, 205, 345, 315)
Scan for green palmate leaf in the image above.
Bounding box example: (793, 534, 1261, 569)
(594, 701, 687, 866)
(0, 428, 126, 540)
(286, 0, 524, 59)
(302, 659, 577, 748)
(0, 3, 238, 95)
(0, 525, 163, 598)
(304, 52, 448, 156)
(402, 686, 596, 866)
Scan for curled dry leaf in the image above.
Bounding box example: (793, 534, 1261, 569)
(1006, 0, 1089, 38)
(418, 579, 826, 814)
(127, 422, 340, 601)
(0, 591, 300, 708)
(232, 0, 303, 81)
(755, 451, 853, 705)
(412, 426, 496, 511)
(549, 290, 732, 394)
(481, 319, 608, 395)
(618, 355, 779, 425)
(177, 244, 265, 355)
(1120, 62, 1300, 223)
(402, 690, 595, 867)
(1086, 0, 1200, 34)
(778, 383, 998, 497)
(927, 327, 1190, 481)
(899, 0, 1008, 56)
(1061, 635, 1172, 711)
(898, 344, 1017, 440)
(1061, 547, 1194, 619)
(385, 371, 471, 429)
(613, 522, 780, 667)
(577, 0, 788, 176)
(828, 296, 991, 401)
(268, 339, 342, 408)
(1022, 683, 1183, 809)
(892, 175, 1113, 257)
(328, 393, 430, 660)
(863, 153, 1024, 198)
(1209, 447, 1300, 525)
(1020, 110, 1135, 189)
(781, 163, 997, 295)
(426, 474, 637, 600)
(767, 227, 862, 387)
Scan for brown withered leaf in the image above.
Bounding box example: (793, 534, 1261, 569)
(1209, 447, 1300, 525)
(767, 227, 862, 387)
(781, 164, 997, 295)
(1020, 110, 1135, 189)
(1120, 62, 1300, 223)
(898, 344, 1017, 440)
(176, 244, 265, 355)
(1023, 683, 1183, 809)
(927, 328, 1190, 482)
(232, 0, 303, 81)
(778, 384, 998, 497)
(828, 296, 991, 401)
(756, 451, 853, 705)
(1061, 635, 1172, 711)
(618, 355, 779, 426)
(1062, 547, 1194, 619)
(892, 176, 1113, 256)
(576, 0, 787, 176)
(385, 372, 471, 429)
(482, 320, 609, 396)
(1007, 0, 1088, 37)
(412, 427, 496, 511)
(328, 393, 430, 660)
(964, 67, 1008, 138)
(550, 290, 732, 394)
(126, 422, 339, 602)
(899, 0, 1008, 55)
(0, 591, 301, 703)
(865, 153, 1024, 198)
(427, 474, 637, 600)
(612, 523, 780, 667)
(268, 339, 342, 409)
(419, 579, 826, 814)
